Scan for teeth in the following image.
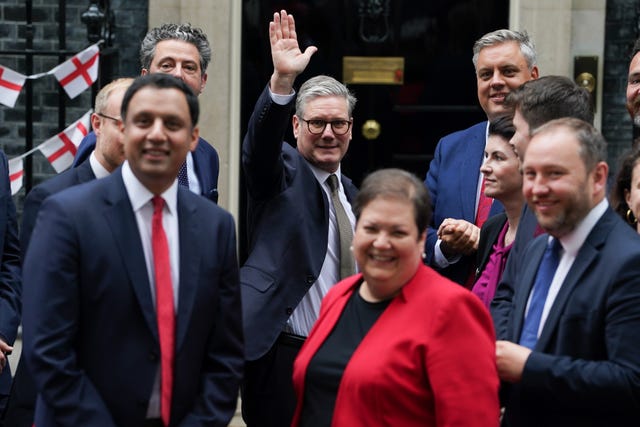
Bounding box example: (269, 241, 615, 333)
(371, 254, 393, 261)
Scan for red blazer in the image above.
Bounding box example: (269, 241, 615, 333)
(292, 264, 500, 427)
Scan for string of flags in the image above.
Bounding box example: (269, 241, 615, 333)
(9, 110, 92, 195)
(1, 43, 100, 194)
(0, 42, 100, 107)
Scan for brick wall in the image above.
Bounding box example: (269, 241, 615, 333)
(603, 0, 640, 172)
(0, 0, 147, 213)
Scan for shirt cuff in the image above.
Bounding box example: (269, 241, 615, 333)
(433, 239, 462, 267)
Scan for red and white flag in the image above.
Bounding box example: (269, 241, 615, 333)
(8, 157, 24, 196)
(53, 44, 100, 99)
(38, 110, 91, 173)
(0, 66, 26, 108)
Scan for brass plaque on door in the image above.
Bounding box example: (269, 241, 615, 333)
(343, 56, 404, 85)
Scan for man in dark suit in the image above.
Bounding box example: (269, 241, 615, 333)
(22, 74, 243, 427)
(0, 151, 21, 418)
(424, 29, 538, 285)
(73, 23, 219, 203)
(240, 10, 358, 427)
(2, 78, 133, 427)
(495, 118, 640, 426)
(491, 76, 594, 337)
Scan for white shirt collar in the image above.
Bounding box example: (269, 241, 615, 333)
(307, 162, 343, 189)
(557, 198, 608, 256)
(121, 161, 178, 215)
(89, 151, 111, 179)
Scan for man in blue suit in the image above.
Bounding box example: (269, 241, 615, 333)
(0, 151, 21, 417)
(490, 76, 594, 337)
(22, 74, 243, 427)
(495, 118, 640, 426)
(73, 23, 219, 203)
(240, 10, 358, 427)
(2, 78, 133, 427)
(424, 29, 538, 285)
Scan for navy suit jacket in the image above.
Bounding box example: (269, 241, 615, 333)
(22, 169, 243, 427)
(241, 85, 358, 361)
(72, 132, 220, 203)
(424, 121, 504, 284)
(498, 208, 640, 426)
(0, 152, 21, 395)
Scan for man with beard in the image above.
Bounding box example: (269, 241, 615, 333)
(626, 38, 640, 147)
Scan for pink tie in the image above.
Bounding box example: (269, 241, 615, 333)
(152, 196, 175, 427)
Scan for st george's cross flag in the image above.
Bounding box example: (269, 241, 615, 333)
(0, 66, 27, 108)
(52, 44, 100, 99)
(8, 157, 24, 196)
(38, 110, 91, 172)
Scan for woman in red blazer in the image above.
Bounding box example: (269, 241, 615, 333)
(292, 169, 500, 427)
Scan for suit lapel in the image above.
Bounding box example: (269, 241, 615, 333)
(511, 236, 548, 342)
(175, 190, 200, 351)
(75, 158, 96, 184)
(536, 210, 612, 350)
(103, 170, 158, 341)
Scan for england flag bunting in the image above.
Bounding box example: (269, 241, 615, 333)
(52, 44, 100, 99)
(8, 157, 23, 196)
(38, 110, 91, 173)
(0, 66, 27, 108)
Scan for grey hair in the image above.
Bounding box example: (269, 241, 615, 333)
(472, 29, 537, 71)
(295, 75, 357, 117)
(140, 23, 212, 73)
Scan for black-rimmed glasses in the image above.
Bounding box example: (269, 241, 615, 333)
(299, 118, 352, 135)
(96, 112, 121, 123)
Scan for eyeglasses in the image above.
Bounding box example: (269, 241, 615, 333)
(299, 118, 352, 135)
(96, 112, 121, 123)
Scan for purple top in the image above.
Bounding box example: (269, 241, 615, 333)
(472, 221, 513, 309)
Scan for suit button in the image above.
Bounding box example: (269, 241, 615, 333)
(306, 275, 315, 284)
(149, 352, 158, 362)
(286, 307, 293, 315)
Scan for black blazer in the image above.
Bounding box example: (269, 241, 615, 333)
(474, 212, 508, 282)
(240, 85, 357, 361)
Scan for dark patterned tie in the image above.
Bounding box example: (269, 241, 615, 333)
(177, 161, 189, 188)
(327, 174, 355, 280)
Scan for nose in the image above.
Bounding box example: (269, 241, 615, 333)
(373, 232, 391, 248)
(147, 118, 167, 141)
(480, 159, 491, 175)
(321, 122, 336, 138)
(169, 65, 184, 80)
(490, 71, 505, 87)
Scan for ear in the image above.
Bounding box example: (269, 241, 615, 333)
(189, 126, 200, 152)
(292, 115, 300, 139)
(199, 72, 208, 94)
(141, 68, 149, 76)
(91, 113, 102, 136)
(592, 161, 609, 195)
(625, 188, 631, 206)
(530, 65, 540, 79)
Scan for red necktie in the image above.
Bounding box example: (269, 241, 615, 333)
(475, 177, 493, 228)
(152, 196, 175, 427)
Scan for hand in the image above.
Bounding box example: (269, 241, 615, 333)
(437, 218, 480, 257)
(496, 340, 531, 383)
(0, 339, 13, 374)
(269, 10, 317, 95)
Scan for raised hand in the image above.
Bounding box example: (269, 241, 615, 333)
(269, 10, 318, 95)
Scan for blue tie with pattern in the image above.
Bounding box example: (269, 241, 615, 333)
(177, 161, 189, 188)
(519, 237, 562, 349)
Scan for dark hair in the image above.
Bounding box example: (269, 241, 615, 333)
(505, 75, 594, 131)
(353, 168, 431, 236)
(631, 38, 640, 61)
(140, 23, 211, 73)
(531, 117, 607, 172)
(611, 147, 640, 225)
(489, 115, 516, 141)
(121, 74, 199, 127)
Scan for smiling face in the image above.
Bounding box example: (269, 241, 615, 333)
(142, 39, 207, 96)
(122, 86, 199, 194)
(522, 128, 604, 237)
(627, 52, 640, 126)
(480, 133, 522, 203)
(625, 161, 640, 232)
(293, 95, 352, 173)
(476, 41, 538, 121)
(353, 196, 426, 301)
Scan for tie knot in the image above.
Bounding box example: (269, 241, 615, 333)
(549, 237, 562, 255)
(327, 174, 339, 193)
(152, 195, 165, 214)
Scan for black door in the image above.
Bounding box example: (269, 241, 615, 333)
(240, 0, 509, 257)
